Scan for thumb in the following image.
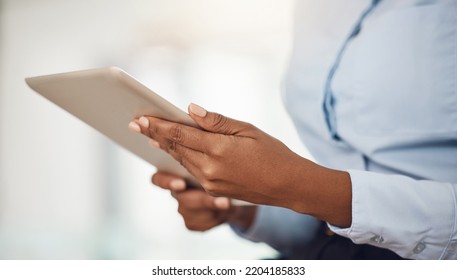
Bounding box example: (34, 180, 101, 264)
(188, 103, 249, 135)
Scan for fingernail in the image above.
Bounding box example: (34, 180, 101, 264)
(148, 139, 160, 148)
(139, 116, 149, 128)
(214, 197, 230, 209)
(128, 122, 141, 132)
(189, 103, 207, 118)
(169, 179, 186, 191)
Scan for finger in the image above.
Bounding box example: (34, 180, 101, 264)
(129, 118, 167, 149)
(213, 197, 231, 209)
(180, 213, 225, 232)
(150, 142, 208, 185)
(128, 120, 141, 133)
(128, 119, 161, 148)
(136, 117, 212, 172)
(134, 117, 209, 175)
(175, 190, 231, 210)
(138, 117, 152, 139)
(138, 116, 212, 153)
(163, 140, 208, 170)
(188, 103, 255, 137)
(151, 171, 187, 191)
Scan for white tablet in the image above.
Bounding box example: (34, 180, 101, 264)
(25, 67, 195, 179)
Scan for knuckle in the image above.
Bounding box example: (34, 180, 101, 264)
(184, 221, 194, 230)
(212, 114, 229, 131)
(152, 124, 159, 135)
(201, 164, 218, 181)
(148, 119, 160, 136)
(170, 124, 184, 143)
(177, 205, 191, 217)
(245, 122, 256, 131)
(166, 139, 177, 152)
(184, 221, 204, 231)
(177, 198, 193, 213)
(177, 205, 185, 216)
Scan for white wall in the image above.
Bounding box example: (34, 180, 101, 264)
(0, 0, 306, 259)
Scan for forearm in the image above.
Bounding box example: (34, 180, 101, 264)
(228, 160, 352, 233)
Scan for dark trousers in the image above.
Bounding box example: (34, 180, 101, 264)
(285, 222, 404, 260)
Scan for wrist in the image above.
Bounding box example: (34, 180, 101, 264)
(286, 160, 352, 228)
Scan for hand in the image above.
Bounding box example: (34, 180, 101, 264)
(131, 103, 310, 207)
(130, 103, 352, 227)
(152, 171, 256, 231)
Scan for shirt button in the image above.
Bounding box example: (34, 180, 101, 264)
(413, 242, 426, 254)
(370, 235, 384, 244)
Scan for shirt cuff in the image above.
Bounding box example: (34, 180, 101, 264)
(328, 169, 457, 259)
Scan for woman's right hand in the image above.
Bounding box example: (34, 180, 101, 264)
(152, 171, 257, 232)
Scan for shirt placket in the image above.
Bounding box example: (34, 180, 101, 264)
(322, 0, 382, 141)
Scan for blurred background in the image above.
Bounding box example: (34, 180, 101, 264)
(0, 0, 311, 259)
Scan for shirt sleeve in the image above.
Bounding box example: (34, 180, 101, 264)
(230, 205, 321, 257)
(328, 169, 457, 259)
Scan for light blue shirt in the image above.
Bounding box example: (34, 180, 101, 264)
(235, 0, 457, 259)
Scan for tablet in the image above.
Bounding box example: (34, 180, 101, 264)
(25, 67, 195, 179)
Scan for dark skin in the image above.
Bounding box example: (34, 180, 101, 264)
(151, 171, 258, 231)
(128, 103, 352, 231)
